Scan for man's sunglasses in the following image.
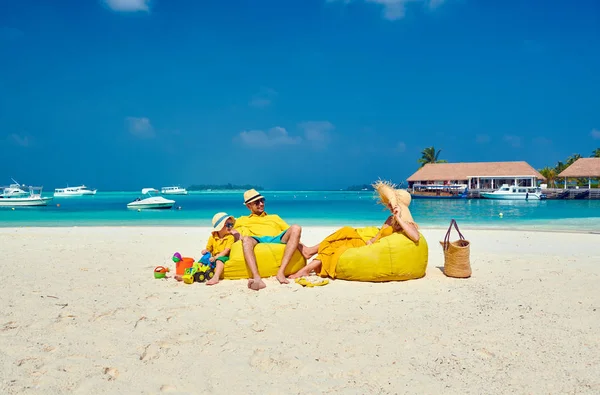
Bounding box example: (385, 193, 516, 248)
(252, 198, 265, 205)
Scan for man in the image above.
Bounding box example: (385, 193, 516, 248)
(234, 189, 302, 291)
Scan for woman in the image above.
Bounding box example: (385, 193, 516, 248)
(291, 184, 420, 279)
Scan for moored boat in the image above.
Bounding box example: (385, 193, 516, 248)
(480, 184, 546, 200)
(409, 184, 469, 199)
(0, 186, 53, 207)
(161, 186, 188, 195)
(54, 185, 97, 197)
(128, 188, 175, 210)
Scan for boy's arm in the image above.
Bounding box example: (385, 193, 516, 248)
(204, 235, 214, 254)
(213, 248, 231, 259)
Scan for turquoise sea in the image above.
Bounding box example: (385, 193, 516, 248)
(0, 191, 599, 232)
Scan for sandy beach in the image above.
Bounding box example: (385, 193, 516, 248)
(1, 226, 599, 394)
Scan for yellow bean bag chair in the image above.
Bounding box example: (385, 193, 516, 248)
(335, 227, 428, 282)
(223, 241, 306, 280)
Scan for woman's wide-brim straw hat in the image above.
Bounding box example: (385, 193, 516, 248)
(243, 189, 264, 205)
(212, 212, 234, 232)
(372, 180, 416, 226)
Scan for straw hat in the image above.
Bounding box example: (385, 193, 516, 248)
(372, 180, 416, 226)
(212, 212, 234, 232)
(243, 189, 264, 205)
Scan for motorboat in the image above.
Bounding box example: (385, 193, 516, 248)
(480, 184, 547, 200)
(161, 186, 188, 195)
(0, 186, 53, 207)
(127, 188, 175, 210)
(1, 178, 29, 198)
(410, 184, 469, 199)
(54, 185, 97, 197)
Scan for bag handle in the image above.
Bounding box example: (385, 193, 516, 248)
(442, 219, 465, 250)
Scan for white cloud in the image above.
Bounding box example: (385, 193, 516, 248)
(249, 88, 278, 108)
(126, 117, 155, 139)
(103, 0, 150, 12)
(329, 0, 447, 20)
(503, 135, 521, 148)
(591, 128, 600, 140)
(299, 121, 334, 148)
(238, 127, 301, 148)
(8, 133, 31, 147)
(396, 141, 407, 152)
(475, 134, 490, 144)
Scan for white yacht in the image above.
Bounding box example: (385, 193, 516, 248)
(480, 184, 547, 200)
(161, 186, 188, 195)
(0, 186, 53, 207)
(54, 185, 97, 197)
(127, 188, 175, 210)
(1, 178, 29, 198)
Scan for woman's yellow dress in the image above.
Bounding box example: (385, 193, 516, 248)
(317, 225, 396, 278)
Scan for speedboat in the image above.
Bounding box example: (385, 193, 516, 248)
(161, 186, 188, 195)
(1, 178, 29, 198)
(0, 186, 53, 207)
(127, 188, 175, 210)
(54, 185, 97, 197)
(480, 184, 547, 200)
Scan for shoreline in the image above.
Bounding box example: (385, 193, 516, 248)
(1, 225, 599, 235)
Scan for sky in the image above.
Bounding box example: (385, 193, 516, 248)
(1, 0, 599, 191)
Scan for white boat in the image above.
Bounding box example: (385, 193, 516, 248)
(54, 185, 97, 197)
(1, 178, 29, 198)
(0, 186, 53, 207)
(127, 188, 175, 210)
(161, 186, 188, 195)
(480, 184, 547, 200)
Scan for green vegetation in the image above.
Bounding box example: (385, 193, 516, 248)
(539, 152, 598, 188)
(417, 146, 447, 167)
(188, 183, 263, 191)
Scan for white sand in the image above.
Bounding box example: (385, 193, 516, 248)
(1, 226, 599, 394)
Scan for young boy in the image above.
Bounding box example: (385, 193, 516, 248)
(203, 212, 239, 285)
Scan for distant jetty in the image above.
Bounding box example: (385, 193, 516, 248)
(187, 183, 263, 191)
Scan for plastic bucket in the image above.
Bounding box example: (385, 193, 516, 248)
(176, 257, 194, 275)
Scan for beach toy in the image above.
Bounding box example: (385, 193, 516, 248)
(175, 257, 194, 275)
(199, 252, 212, 267)
(172, 252, 182, 263)
(154, 266, 169, 279)
(182, 263, 215, 284)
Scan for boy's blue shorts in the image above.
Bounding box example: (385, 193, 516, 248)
(251, 230, 286, 244)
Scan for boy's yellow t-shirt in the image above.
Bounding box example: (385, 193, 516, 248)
(233, 212, 289, 237)
(206, 233, 235, 255)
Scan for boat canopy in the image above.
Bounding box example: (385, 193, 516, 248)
(142, 188, 159, 195)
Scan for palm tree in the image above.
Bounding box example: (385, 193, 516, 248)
(566, 153, 582, 165)
(554, 161, 567, 174)
(538, 166, 556, 188)
(591, 148, 600, 158)
(417, 146, 448, 167)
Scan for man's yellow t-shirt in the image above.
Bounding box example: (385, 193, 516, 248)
(233, 212, 289, 237)
(206, 233, 235, 255)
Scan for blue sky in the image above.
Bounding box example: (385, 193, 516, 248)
(1, 0, 599, 190)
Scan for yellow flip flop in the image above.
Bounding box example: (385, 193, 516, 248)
(295, 277, 329, 287)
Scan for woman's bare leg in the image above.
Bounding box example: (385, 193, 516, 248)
(297, 243, 319, 259)
(289, 259, 322, 279)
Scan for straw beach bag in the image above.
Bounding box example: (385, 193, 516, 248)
(439, 219, 471, 278)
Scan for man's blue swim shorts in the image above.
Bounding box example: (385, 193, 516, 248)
(251, 230, 286, 244)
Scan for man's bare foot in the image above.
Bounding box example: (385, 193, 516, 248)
(206, 277, 219, 286)
(247, 278, 266, 291)
(276, 272, 289, 284)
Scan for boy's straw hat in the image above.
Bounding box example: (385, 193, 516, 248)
(243, 189, 264, 205)
(372, 180, 416, 226)
(212, 212, 234, 232)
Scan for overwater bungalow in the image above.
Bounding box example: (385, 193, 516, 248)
(407, 161, 546, 191)
(557, 158, 600, 189)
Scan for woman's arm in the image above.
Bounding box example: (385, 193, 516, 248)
(393, 207, 420, 243)
(367, 216, 393, 245)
